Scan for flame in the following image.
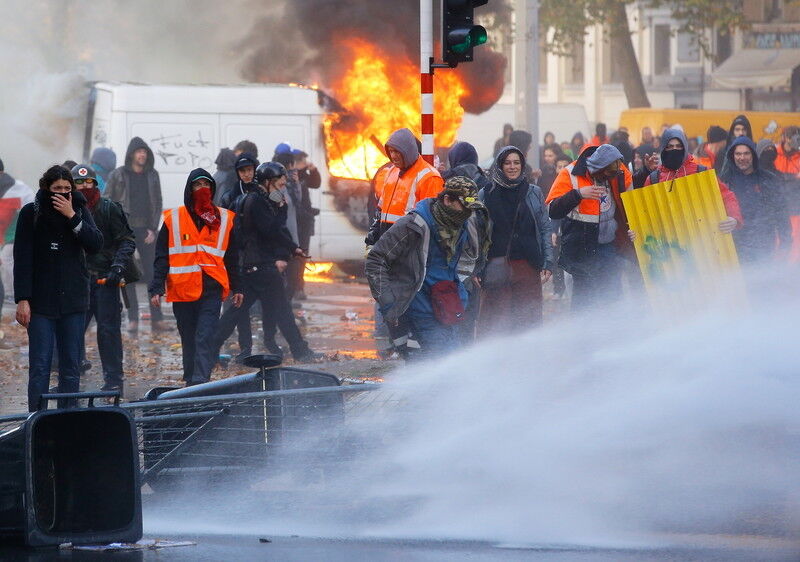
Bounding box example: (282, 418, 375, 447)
(324, 38, 467, 181)
(304, 261, 336, 284)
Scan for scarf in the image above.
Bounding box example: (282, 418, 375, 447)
(192, 187, 220, 229)
(431, 198, 471, 262)
(82, 186, 101, 209)
(34, 188, 71, 230)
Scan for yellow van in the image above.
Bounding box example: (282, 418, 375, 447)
(619, 108, 800, 143)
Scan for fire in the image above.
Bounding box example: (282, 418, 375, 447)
(324, 38, 468, 181)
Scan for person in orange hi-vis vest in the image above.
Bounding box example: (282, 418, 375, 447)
(149, 168, 242, 386)
(774, 126, 800, 262)
(365, 128, 444, 246)
(546, 144, 635, 311)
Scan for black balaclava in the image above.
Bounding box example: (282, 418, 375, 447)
(662, 149, 685, 171)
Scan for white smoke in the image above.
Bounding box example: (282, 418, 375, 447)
(0, 0, 263, 184)
(144, 265, 800, 553)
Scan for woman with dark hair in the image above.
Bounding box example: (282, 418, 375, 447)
(570, 132, 586, 159)
(14, 165, 103, 411)
(477, 147, 554, 335)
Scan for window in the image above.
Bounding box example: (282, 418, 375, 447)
(654, 25, 671, 76)
(715, 28, 732, 66)
(677, 32, 699, 63)
(564, 40, 584, 85)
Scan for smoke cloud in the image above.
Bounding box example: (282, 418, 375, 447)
(241, 0, 509, 114)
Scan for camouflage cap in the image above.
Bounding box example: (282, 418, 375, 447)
(442, 176, 479, 208)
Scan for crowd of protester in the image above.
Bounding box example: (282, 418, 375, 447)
(368, 115, 796, 360)
(6, 138, 323, 411)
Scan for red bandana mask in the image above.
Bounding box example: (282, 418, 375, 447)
(83, 186, 101, 209)
(192, 186, 220, 229)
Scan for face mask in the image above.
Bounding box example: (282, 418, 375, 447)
(82, 186, 101, 208)
(269, 189, 285, 204)
(661, 149, 685, 171)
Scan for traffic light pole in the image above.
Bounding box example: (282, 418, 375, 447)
(420, 0, 435, 166)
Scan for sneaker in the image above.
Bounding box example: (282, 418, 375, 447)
(264, 341, 284, 356)
(234, 351, 253, 364)
(293, 349, 323, 363)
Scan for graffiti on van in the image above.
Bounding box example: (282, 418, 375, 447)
(149, 130, 214, 169)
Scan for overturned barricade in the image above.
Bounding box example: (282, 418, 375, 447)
(0, 393, 142, 547)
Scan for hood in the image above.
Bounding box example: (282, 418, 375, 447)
(726, 136, 759, 171)
(385, 128, 420, 170)
(728, 114, 753, 141)
(659, 128, 690, 164)
(756, 139, 776, 160)
(586, 144, 623, 173)
(571, 143, 600, 177)
(215, 148, 236, 171)
(183, 168, 216, 211)
(508, 130, 533, 153)
(448, 141, 479, 168)
(124, 136, 155, 170)
(90, 147, 117, 176)
(494, 145, 527, 171)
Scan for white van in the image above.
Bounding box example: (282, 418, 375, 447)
(83, 81, 365, 262)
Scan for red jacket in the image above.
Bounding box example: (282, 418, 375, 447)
(645, 154, 743, 226)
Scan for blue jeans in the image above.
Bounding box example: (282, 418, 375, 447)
(28, 311, 86, 412)
(404, 311, 460, 360)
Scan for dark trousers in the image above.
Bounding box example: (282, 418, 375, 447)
(172, 287, 222, 384)
(220, 296, 252, 353)
(85, 282, 124, 389)
(125, 227, 162, 322)
(286, 256, 305, 298)
(28, 311, 85, 412)
(216, 267, 309, 358)
(479, 259, 543, 337)
(570, 243, 620, 312)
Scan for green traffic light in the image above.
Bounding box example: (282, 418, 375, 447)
(471, 26, 488, 46)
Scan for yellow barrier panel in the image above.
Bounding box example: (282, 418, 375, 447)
(621, 169, 744, 311)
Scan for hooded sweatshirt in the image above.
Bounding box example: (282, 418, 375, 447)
(385, 128, 420, 171)
(212, 148, 237, 206)
(443, 141, 489, 191)
(149, 168, 240, 297)
(721, 137, 790, 260)
(90, 147, 117, 193)
(106, 137, 163, 230)
(647, 128, 743, 226)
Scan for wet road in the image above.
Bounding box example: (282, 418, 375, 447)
(2, 534, 798, 561)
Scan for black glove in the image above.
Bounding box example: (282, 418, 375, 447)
(105, 266, 124, 287)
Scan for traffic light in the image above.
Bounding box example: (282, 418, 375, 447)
(441, 0, 489, 68)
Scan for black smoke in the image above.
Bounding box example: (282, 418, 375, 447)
(241, 0, 510, 114)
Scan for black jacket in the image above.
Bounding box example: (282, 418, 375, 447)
(296, 166, 321, 246)
(86, 198, 136, 276)
(238, 189, 298, 267)
(14, 189, 104, 316)
(149, 168, 241, 297)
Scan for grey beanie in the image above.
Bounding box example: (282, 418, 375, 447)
(585, 144, 623, 173)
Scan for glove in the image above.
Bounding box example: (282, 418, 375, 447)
(105, 265, 124, 287)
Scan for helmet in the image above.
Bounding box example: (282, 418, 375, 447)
(70, 164, 97, 183)
(255, 161, 287, 185)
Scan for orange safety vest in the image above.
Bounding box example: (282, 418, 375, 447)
(545, 162, 633, 223)
(376, 157, 444, 224)
(164, 206, 235, 303)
